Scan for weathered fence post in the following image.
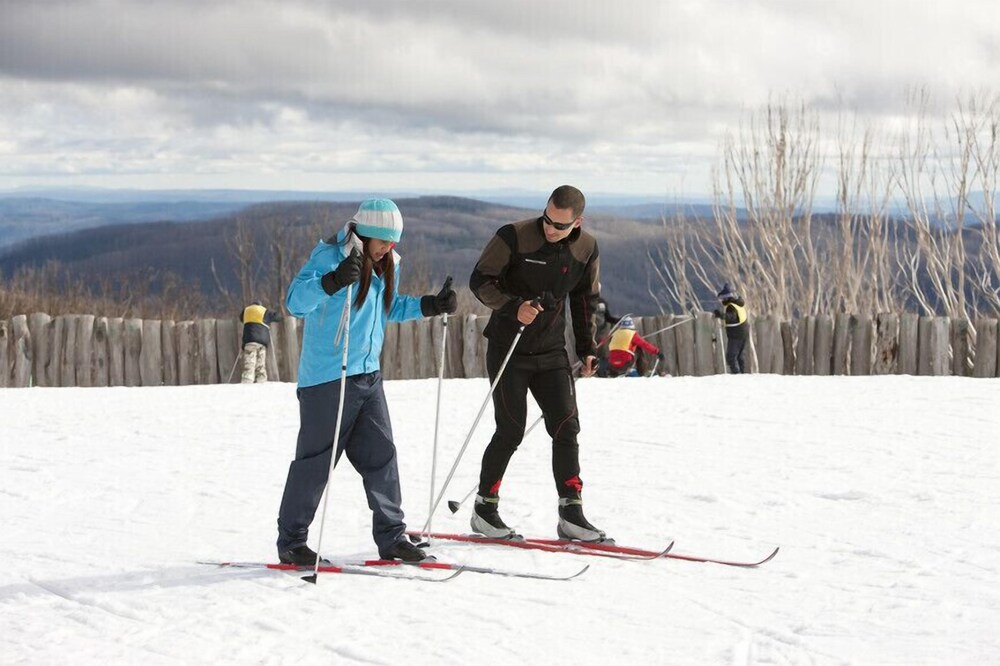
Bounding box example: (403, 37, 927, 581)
(75, 315, 96, 387)
(396, 320, 417, 380)
(950, 319, 970, 377)
(215, 318, 240, 384)
(176, 321, 196, 385)
(751, 315, 771, 374)
(898, 314, 919, 375)
(653, 314, 679, 376)
(849, 315, 873, 376)
(416, 317, 436, 379)
(693, 313, 717, 376)
(917, 316, 932, 376)
(51, 315, 76, 386)
(281, 317, 300, 383)
(0, 319, 9, 388)
(124, 318, 143, 387)
(873, 313, 899, 375)
(11, 315, 31, 388)
(758, 315, 784, 374)
(795, 317, 815, 375)
(267, 320, 284, 382)
(382, 321, 399, 380)
(814, 314, 834, 376)
(195, 319, 220, 384)
(927, 317, 951, 376)
(781, 320, 796, 375)
(462, 315, 481, 378)
(27, 313, 52, 387)
(93, 317, 109, 387)
(264, 321, 280, 382)
(972, 318, 998, 378)
(674, 317, 696, 376)
(140, 320, 163, 386)
(161, 320, 177, 386)
(446, 315, 464, 379)
(474, 316, 489, 378)
(832, 313, 852, 375)
(107, 318, 125, 386)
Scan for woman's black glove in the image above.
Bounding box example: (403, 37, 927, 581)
(321, 248, 363, 295)
(421, 276, 457, 316)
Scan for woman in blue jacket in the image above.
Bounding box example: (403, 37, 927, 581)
(276, 198, 457, 565)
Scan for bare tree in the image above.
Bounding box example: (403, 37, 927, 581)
(711, 101, 822, 318)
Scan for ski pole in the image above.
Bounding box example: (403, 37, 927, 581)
(644, 315, 695, 338)
(305, 284, 353, 585)
(446, 412, 546, 514)
(227, 350, 243, 383)
(420, 322, 526, 533)
(424, 276, 453, 538)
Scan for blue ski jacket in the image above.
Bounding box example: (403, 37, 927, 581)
(286, 223, 424, 387)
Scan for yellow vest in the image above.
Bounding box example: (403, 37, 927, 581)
(726, 303, 747, 326)
(609, 328, 636, 353)
(242, 304, 268, 326)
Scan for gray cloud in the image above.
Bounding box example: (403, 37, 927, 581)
(1, 0, 998, 193)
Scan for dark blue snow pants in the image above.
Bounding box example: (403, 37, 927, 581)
(276, 372, 406, 554)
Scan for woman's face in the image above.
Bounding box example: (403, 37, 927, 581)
(366, 238, 394, 262)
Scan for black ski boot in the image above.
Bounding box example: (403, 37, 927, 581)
(379, 539, 431, 563)
(557, 498, 607, 542)
(470, 494, 517, 539)
(278, 545, 328, 566)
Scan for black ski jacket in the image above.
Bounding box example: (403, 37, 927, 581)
(469, 217, 601, 359)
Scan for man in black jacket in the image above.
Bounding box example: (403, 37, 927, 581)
(468, 184, 606, 542)
(239, 301, 284, 383)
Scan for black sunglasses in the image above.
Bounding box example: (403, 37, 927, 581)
(541, 211, 576, 231)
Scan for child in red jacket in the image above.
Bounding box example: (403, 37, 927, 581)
(606, 316, 663, 377)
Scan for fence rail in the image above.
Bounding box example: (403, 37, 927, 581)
(1, 312, 998, 388)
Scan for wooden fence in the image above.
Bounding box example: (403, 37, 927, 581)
(1, 312, 999, 388)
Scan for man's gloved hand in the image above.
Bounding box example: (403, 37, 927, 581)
(712, 309, 723, 319)
(657, 351, 665, 361)
(421, 276, 457, 316)
(322, 248, 363, 295)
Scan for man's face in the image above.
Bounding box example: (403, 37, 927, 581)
(541, 203, 581, 243)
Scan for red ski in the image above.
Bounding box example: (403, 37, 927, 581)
(409, 531, 779, 568)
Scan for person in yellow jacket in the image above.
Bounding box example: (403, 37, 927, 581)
(712, 284, 749, 374)
(605, 316, 663, 377)
(239, 301, 284, 383)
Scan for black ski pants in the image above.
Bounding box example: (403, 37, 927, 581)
(477, 344, 584, 500)
(276, 372, 406, 553)
(725, 334, 747, 374)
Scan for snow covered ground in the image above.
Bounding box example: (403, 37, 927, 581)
(2, 374, 998, 665)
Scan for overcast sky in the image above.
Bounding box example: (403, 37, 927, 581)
(1, 0, 998, 198)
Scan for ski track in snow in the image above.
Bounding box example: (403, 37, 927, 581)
(1, 375, 998, 665)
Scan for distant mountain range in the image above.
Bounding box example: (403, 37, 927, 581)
(0, 188, 723, 250)
(0, 195, 677, 316)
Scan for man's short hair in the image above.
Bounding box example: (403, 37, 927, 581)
(548, 185, 586, 218)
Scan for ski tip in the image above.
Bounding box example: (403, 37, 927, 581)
(301, 574, 318, 584)
(758, 546, 780, 565)
(447, 501, 460, 514)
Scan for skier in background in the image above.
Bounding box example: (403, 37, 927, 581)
(604, 315, 664, 377)
(239, 301, 283, 383)
(713, 283, 749, 374)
